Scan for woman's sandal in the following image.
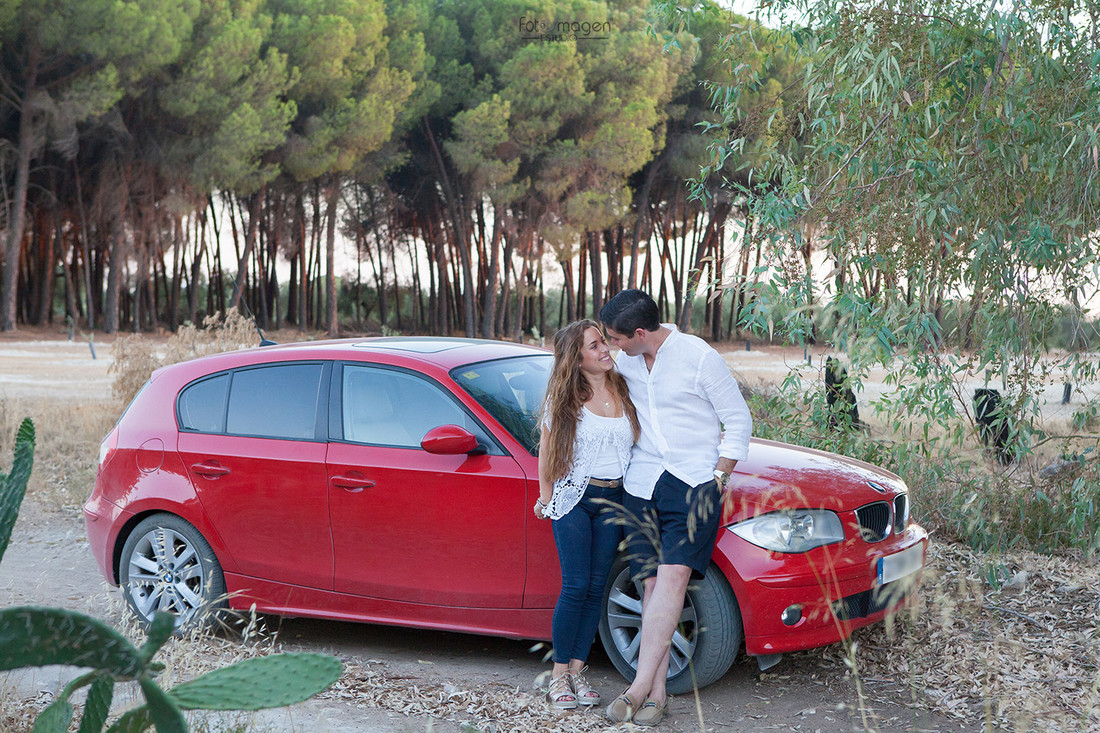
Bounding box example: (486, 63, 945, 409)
(546, 673, 577, 710)
(569, 667, 600, 706)
(605, 691, 640, 722)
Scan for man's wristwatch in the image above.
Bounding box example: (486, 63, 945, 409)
(713, 468, 731, 487)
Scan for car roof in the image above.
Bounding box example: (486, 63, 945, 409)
(152, 337, 551, 382)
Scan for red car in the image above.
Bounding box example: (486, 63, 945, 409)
(84, 337, 927, 693)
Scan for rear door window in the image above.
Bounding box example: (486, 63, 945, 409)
(177, 363, 327, 440)
(227, 364, 325, 440)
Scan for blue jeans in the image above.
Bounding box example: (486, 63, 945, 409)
(550, 481, 623, 665)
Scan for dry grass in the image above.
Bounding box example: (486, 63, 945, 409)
(320, 659, 624, 732)
(0, 396, 117, 509)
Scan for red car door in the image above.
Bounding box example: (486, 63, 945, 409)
(327, 364, 527, 607)
(178, 364, 333, 590)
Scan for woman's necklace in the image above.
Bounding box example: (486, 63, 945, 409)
(595, 390, 613, 411)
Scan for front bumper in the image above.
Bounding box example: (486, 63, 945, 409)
(713, 523, 929, 656)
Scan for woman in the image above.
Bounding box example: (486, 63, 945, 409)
(535, 319, 639, 710)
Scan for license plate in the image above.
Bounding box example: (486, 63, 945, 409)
(877, 544, 924, 585)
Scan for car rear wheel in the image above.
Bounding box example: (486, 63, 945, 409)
(120, 514, 226, 630)
(598, 555, 743, 695)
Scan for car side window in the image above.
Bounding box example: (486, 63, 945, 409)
(178, 374, 229, 433)
(226, 364, 324, 440)
(341, 365, 488, 449)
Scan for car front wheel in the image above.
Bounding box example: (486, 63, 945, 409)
(120, 513, 226, 630)
(598, 555, 742, 695)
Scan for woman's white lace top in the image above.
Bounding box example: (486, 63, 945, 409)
(544, 407, 633, 520)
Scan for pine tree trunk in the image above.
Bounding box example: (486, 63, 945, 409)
(2, 50, 39, 331)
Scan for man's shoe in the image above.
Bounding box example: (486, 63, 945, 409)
(605, 692, 640, 722)
(632, 697, 668, 727)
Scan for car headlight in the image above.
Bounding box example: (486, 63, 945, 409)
(728, 509, 845, 553)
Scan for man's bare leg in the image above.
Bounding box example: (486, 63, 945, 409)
(624, 564, 692, 705)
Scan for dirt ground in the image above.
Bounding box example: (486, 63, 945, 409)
(0, 330, 983, 732)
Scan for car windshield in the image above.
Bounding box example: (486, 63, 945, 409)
(451, 354, 551, 454)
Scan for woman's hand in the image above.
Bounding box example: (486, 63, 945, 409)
(533, 497, 550, 519)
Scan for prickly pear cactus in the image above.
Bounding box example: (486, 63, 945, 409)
(168, 653, 343, 710)
(0, 606, 143, 676)
(0, 417, 35, 563)
(0, 417, 343, 732)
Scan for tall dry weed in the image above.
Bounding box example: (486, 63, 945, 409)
(110, 309, 260, 405)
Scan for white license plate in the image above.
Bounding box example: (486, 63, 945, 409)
(877, 544, 924, 585)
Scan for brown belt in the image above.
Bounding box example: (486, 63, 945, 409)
(588, 477, 623, 488)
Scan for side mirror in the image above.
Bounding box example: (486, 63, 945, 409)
(421, 425, 481, 455)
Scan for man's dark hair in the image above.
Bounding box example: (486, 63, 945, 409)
(599, 289, 660, 334)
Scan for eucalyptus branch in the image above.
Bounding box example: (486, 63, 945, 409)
(841, 168, 914, 193)
(810, 111, 894, 209)
(981, 0, 1021, 108)
(1030, 435, 1100, 450)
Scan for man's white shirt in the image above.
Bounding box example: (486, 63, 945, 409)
(615, 325, 753, 500)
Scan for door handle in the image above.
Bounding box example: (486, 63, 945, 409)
(331, 475, 375, 492)
(192, 461, 230, 478)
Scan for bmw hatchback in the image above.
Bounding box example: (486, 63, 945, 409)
(84, 337, 928, 693)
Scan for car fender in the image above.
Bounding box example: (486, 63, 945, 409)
(108, 455, 240, 584)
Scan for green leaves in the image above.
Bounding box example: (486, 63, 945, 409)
(30, 699, 73, 733)
(139, 612, 176, 664)
(0, 608, 343, 730)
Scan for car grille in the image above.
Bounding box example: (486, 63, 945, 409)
(893, 494, 909, 533)
(856, 501, 891, 542)
(832, 580, 912, 621)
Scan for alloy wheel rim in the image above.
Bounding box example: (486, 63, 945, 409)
(605, 566, 698, 678)
(126, 527, 206, 627)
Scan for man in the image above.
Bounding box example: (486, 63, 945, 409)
(598, 289, 752, 726)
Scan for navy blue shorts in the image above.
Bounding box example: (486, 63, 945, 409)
(622, 471, 724, 581)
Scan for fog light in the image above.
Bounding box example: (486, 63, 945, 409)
(781, 604, 803, 626)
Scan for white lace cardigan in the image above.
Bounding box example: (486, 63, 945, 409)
(543, 408, 634, 520)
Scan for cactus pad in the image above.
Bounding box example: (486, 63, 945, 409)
(0, 607, 142, 676)
(140, 677, 187, 733)
(139, 612, 176, 663)
(0, 417, 35, 563)
(77, 673, 114, 733)
(169, 652, 342, 710)
(29, 698, 72, 733)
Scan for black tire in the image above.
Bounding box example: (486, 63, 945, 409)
(119, 513, 227, 630)
(598, 555, 743, 695)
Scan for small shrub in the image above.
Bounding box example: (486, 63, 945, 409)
(746, 381, 1100, 558)
(111, 309, 260, 405)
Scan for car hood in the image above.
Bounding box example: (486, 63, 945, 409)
(727, 438, 906, 519)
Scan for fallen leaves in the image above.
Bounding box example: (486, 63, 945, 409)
(844, 541, 1100, 731)
(318, 660, 623, 732)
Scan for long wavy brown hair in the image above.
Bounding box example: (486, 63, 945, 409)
(540, 319, 640, 482)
